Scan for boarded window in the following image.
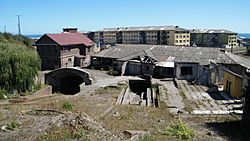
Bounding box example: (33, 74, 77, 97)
(181, 66, 193, 75)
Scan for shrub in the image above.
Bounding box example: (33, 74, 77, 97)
(0, 89, 8, 100)
(6, 120, 21, 130)
(62, 102, 74, 111)
(162, 119, 195, 140)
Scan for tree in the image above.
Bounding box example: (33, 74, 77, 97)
(242, 79, 250, 123)
(0, 43, 41, 93)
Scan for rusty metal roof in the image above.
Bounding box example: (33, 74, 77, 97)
(45, 32, 93, 46)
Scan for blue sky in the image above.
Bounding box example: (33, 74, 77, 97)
(0, 0, 249, 34)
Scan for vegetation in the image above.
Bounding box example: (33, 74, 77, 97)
(0, 43, 40, 93)
(0, 89, 8, 100)
(161, 119, 195, 140)
(0, 32, 33, 46)
(138, 136, 153, 141)
(62, 101, 74, 111)
(6, 120, 21, 131)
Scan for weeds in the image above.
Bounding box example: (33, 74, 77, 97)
(6, 120, 21, 131)
(162, 118, 195, 140)
(62, 101, 74, 111)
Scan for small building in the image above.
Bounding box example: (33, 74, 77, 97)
(223, 53, 250, 98)
(211, 52, 250, 98)
(34, 28, 94, 70)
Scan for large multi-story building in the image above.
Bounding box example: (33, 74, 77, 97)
(94, 26, 190, 46)
(190, 29, 237, 48)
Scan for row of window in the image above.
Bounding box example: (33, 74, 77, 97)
(176, 35, 190, 38)
(176, 40, 190, 43)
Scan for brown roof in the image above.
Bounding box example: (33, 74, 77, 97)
(46, 32, 93, 46)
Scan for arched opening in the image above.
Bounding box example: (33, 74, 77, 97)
(45, 68, 92, 95)
(60, 75, 84, 95)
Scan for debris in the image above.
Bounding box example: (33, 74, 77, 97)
(124, 130, 151, 141)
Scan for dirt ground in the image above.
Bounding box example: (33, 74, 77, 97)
(0, 70, 248, 141)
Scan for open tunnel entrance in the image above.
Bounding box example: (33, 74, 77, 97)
(45, 68, 93, 95)
(60, 75, 84, 95)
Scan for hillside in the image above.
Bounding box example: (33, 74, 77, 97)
(0, 32, 33, 47)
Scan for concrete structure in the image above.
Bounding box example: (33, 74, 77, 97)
(34, 28, 94, 70)
(94, 26, 190, 46)
(45, 67, 92, 94)
(190, 29, 237, 48)
(91, 44, 233, 85)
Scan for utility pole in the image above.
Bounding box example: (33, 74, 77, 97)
(4, 21, 10, 33)
(17, 15, 21, 35)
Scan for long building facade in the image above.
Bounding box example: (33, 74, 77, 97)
(94, 26, 190, 46)
(190, 29, 237, 48)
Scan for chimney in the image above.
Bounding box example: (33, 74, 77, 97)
(63, 28, 78, 33)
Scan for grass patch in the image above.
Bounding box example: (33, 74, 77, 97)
(6, 120, 21, 131)
(138, 135, 153, 141)
(96, 85, 123, 95)
(62, 101, 74, 111)
(161, 118, 195, 140)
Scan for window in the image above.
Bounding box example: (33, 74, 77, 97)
(183, 35, 186, 38)
(68, 58, 72, 62)
(181, 66, 193, 75)
(176, 35, 178, 38)
(180, 40, 182, 43)
(176, 40, 179, 43)
(180, 35, 182, 38)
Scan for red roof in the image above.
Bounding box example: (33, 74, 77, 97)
(46, 32, 93, 46)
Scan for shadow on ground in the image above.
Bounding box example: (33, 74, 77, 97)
(206, 120, 250, 141)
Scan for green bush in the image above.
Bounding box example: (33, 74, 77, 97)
(0, 89, 8, 100)
(62, 102, 74, 111)
(162, 119, 195, 140)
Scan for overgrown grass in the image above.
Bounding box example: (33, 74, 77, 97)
(62, 101, 74, 111)
(161, 118, 195, 140)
